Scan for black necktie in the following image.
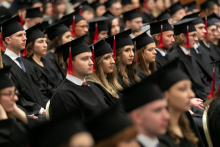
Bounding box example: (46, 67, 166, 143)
(197, 47, 202, 54)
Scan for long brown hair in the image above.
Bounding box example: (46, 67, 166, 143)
(95, 126, 138, 147)
(86, 55, 123, 98)
(137, 45, 157, 75)
(26, 41, 35, 57)
(115, 46, 141, 87)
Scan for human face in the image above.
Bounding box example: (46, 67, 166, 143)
(56, 2, 66, 14)
(98, 31, 108, 40)
(0, 87, 18, 112)
(206, 25, 218, 43)
(74, 20, 89, 38)
(143, 43, 157, 63)
(6, 30, 27, 51)
(27, 17, 43, 28)
(156, 0, 165, 11)
(188, 31, 198, 47)
(109, 2, 122, 17)
(62, 31, 72, 44)
(195, 23, 206, 41)
(82, 10, 94, 20)
(33, 38, 47, 57)
(132, 0, 140, 8)
(148, 0, 155, 11)
(117, 139, 140, 147)
(44, 2, 53, 16)
(111, 19, 120, 36)
(172, 9, 186, 22)
(72, 52, 93, 79)
(101, 53, 115, 75)
(133, 99, 170, 137)
(130, 17, 143, 32)
(165, 79, 195, 112)
(122, 4, 133, 13)
(68, 132, 94, 147)
(121, 45, 134, 66)
(164, 0, 171, 9)
(215, 23, 220, 39)
(212, 4, 219, 17)
(161, 31, 175, 50)
(96, 5, 106, 17)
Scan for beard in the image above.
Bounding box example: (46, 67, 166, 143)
(163, 43, 173, 50)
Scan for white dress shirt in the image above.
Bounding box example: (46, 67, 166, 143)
(202, 41, 210, 48)
(23, 25, 28, 30)
(137, 134, 159, 147)
(155, 48, 167, 57)
(4, 49, 44, 115)
(66, 74, 86, 86)
(179, 45, 190, 55)
(194, 43, 200, 54)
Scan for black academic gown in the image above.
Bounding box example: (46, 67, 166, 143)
(208, 98, 220, 147)
(49, 79, 111, 120)
(117, 74, 139, 89)
(2, 54, 49, 115)
(155, 49, 169, 69)
(141, 12, 154, 23)
(0, 118, 29, 147)
(168, 45, 210, 100)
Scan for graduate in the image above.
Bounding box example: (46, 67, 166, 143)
(23, 7, 43, 30)
(169, 1, 186, 23)
(105, 29, 142, 89)
(25, 23, 64, 90)
(121, 68, 170, 147)
(86, 107, 139, 147)
(200, 0, 219, 17)
(74, 1, 94, 20)
(156, 9, 173, 24)
(183, 1, 199, 15)
(132, 31, 156, 77)
(61, 9, 88, 39)
(139, 0, 155, 23)
(123, 8, 143, 38)
(90, 0, 106, 18)
(49, 35, 111, 120)
(121, 0, 133, 13)
(1, 15, 49, 117)
(0, 66, 29, 147)
(86, 16, 109, 44)
(44, 19, 71, 73)
(149, 19, 174, 69)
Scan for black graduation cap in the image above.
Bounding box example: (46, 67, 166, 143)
(85, 107, 133, 143)
(200, 0, 217, 10)
(69, 0, 81, 5)
(17, 0, 32, 9)
(32, 0, 43, 4)
(181, 11, 203, 25)
(123, 8, 141, 23)
(132, 31, 154, 50)
(0, 14, 12, 24)
(121, 0, 132, 6)
(184, 1, 198, 12)
(101, 10, 115, 24)
(25, 7, 43, 18)
(41, 18, 53, 30)
(156, 10, 172, 21)
(75, 1, 92, 12)
(104, 0, 118, 8)
(44, 19, 70, 40)
(26, 23, 45, 45)
(30, 115, 87, 147)
(203, 13, 220, 27)
(90, 0, 104, 10)
(150, 19, 173, 35)
(169, 1, 184, 15)
(0, 66, 14, 91)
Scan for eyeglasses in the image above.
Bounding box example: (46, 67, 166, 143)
(0, 90, 19, 100)
(188, 34, 198, 39)
(75, 25, 89, 29)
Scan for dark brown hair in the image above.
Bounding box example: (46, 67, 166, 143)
(26, 41, 35, 57)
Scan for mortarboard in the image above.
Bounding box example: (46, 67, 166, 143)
(101, 10, 115, 24)
(75, 1, 93, 12)
(105, 29, 133, 59)
(44, 19, 70, 40)
(0, 14, 12, 24)
(25, 7, 43, 18)
(104, 0, 118, 8)
(121, 0, 132, 6)
(200, 0, 217, 10)
(184, 1, 198, 12)
(69, 0, 81, 5)
(91, 0, 104, 10)
(156, 10, 172, 21)
(85, 107, 133, 143)
(55, 35, 90, 75)
(41, 18, 53, 30)
(169, 1, 184, 15)
(87, 17, 109, 43)
(172, 18, 197, 48)
(0, 66, 14, 91)
(17, 0, 32, 9)
(122, 8, 141, 23)
(202, 13, 219, 36)
(181, 11, 203, 25)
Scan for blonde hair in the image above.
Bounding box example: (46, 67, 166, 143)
(137, 46, 157, 75)
(115, 46, 141, 87)
(86, 55, 123, 98)
(152, 34, 160, 46)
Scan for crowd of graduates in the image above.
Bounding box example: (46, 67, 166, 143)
(1, 0, 220, 147)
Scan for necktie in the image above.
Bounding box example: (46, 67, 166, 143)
(197, 47, 202, 54)
(82, 82, 88, 86)
(165, 54, 169, 60)
(188, 53, 191, 56)
(16, 57, 26, 72)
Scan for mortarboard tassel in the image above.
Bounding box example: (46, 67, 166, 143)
(72, 15, 76, 37)
(93, 22, 98, 43)
(134, 39, 139, 64)
(0, 24, 4, 51)
(22, 44, 27, 57)
(144, 0, 148, 10)
(158, 21, 164, 47)
(208, 61, 216, 98)
(204, 17, 208, 37)
(19, 14, 24, 26)
(113, 35, 116, 60)
(79, 7, 83, 16)
(51, 0, 55, 15)
(92, 45, 96, 71)
(185, 22, 190, 48)
(67, 42, 74, 75)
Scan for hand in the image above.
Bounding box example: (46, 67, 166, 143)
(28, 114, 38, 119)
(189, 109, 194, 115)
(42, 110, 46, 116)
(190, 98, 204, 110)
(0, 104, 7, 120)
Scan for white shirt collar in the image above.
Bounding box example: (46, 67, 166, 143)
(137, 134, 159, 147)
(23, 25, 28, 30)
(194, 43, 199, 54)
(179, 45, 190, 55)
(202, 41, 210, 48)
(4, 48, 20, 60)
(66, 74, 86, 86)
(155, 48, 166, 57)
